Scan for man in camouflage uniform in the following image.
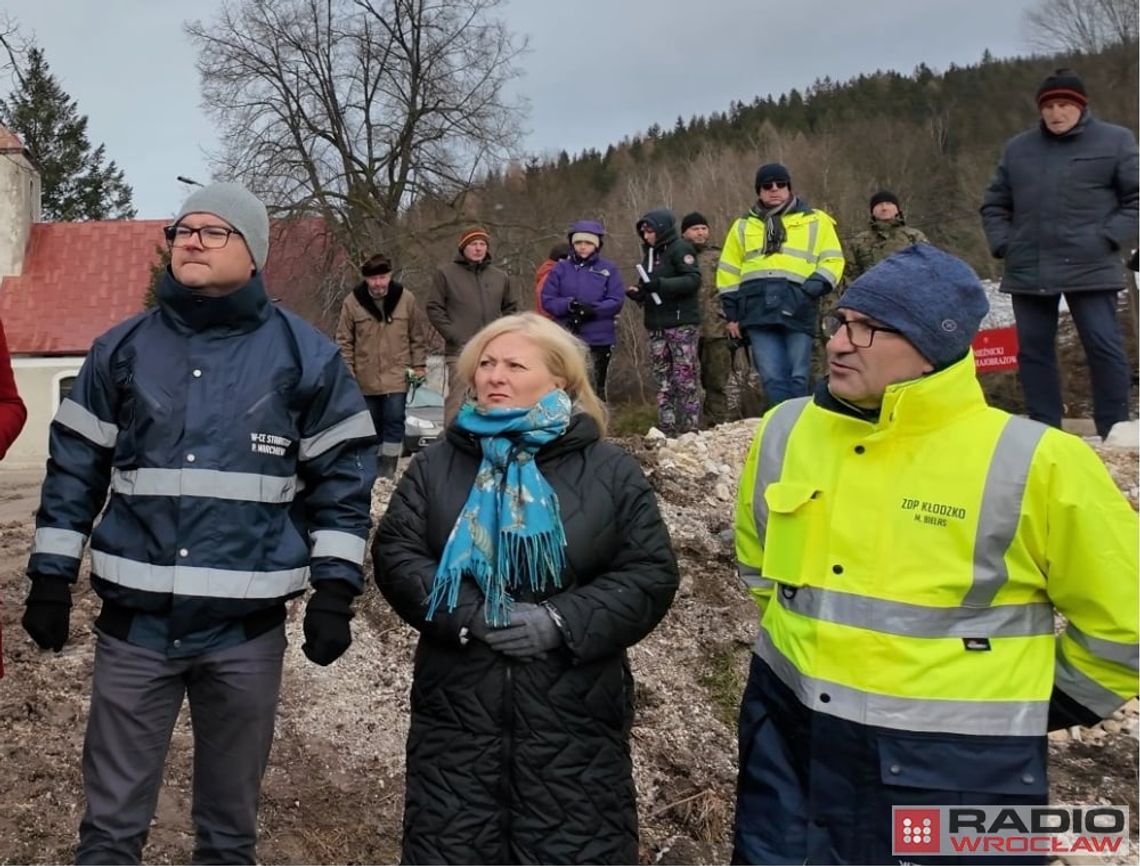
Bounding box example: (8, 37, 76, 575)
(682, 212, 734, 426)
(845, 190, 927, 282)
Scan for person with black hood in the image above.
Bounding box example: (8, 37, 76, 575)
(426, 226, 518, 423)
(541, 219, 625, 398)
(336, 253, 428, 478)
(717, 163, 844, 407)
(981, 68, 1139, 440)
(627, 208, 703, 434)
(846, 190, 927, 282)
(373, 312, 679, 865)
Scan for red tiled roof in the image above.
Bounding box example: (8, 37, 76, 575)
(0, 125, 25, 151)
(1, 220, 168, 355)
(1, 217, 343, 355)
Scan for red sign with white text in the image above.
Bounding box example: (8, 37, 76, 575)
(973, 326, 1019, 373)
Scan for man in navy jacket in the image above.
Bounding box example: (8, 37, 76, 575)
(22, 182, 377, 864)
(982, 68, 1139, 439)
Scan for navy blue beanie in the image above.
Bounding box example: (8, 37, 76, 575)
(838, 244, 989, 369)
(755, 163, 792, 192)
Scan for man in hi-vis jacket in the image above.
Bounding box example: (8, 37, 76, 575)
(732, 244, 1137, 865)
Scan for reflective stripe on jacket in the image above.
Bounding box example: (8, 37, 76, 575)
(716, 204, 844, 334)
(734, 353, 1138, 737)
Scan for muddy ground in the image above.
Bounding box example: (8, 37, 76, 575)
(0, 419, 1136, 865)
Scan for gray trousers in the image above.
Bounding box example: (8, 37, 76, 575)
(76, 626, 286, 865)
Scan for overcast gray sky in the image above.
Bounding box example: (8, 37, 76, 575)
(4, 0, 1041, 219)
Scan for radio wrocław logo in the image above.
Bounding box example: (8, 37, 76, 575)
(892, 805, 1128, 857)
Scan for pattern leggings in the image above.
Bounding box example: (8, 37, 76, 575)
(649, 325, 701, 435)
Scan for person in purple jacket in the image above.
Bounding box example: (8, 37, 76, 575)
(541, 220, 625, 399)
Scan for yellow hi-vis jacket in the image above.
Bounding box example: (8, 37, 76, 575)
(716, 203, 844, 334)
(735, 354, 1138, 737)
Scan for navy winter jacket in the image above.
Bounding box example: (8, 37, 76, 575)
(981, 111, 1139, 294)
(28, 272, 377, 652)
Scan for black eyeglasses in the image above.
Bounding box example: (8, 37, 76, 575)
(163, 224, 243, 249)
(760, 181, 789, 191)
(821, 312, 901, 348)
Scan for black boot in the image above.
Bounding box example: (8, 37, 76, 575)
(378, 455, 399, 479)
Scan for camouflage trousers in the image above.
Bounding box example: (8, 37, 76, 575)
(650, 325, 701, 435)
(699, 336, 735, 427)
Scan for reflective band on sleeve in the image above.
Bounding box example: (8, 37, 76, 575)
(299, 411, 376, 461)
(754, 625, 1048, 736)
(54, 399, 118, 449)
(752, 398, 811, 546)
(1066, 625, 1140, 672)
(110, 468, 298, 504)
(738, 562, 773, 590)
(717, 261, 742, 276)
(90, 550, 310, 599)
(32, 527, 88, 559)
(777, 584, 1054, 638)
(310, 530, 367, 565)
(964, 416, 1045, 607)
(814, 265, 841, 286)
(1055, 641, 1130, 717)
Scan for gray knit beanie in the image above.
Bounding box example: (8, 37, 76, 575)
(175, 182, 269, 272)
(838, 244, 989, 369)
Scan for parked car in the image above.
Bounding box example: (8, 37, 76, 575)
(404, 384, 445, 455)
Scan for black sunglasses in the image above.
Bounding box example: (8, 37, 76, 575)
(760, 181, 789, 191)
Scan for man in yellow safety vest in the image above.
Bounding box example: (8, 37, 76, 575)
(732, 243, 1138, 865)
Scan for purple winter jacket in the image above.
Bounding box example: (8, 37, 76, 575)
(541, 221, 625, 346)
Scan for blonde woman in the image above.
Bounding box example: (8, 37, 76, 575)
(374, 313, 680, 864)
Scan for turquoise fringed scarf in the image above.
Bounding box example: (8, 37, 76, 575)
(425, 389, 572, 627)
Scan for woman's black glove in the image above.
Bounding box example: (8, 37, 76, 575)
(568, 299, 597, 321)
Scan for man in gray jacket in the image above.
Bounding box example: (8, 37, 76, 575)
(426, 226, 517, 422)
(981, 69, 1138, 438)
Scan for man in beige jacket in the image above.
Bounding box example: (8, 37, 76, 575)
(336, 253, 427, 477)
(426, 227, 517, 422)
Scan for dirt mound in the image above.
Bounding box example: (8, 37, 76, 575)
(0, 417, 1135, 864)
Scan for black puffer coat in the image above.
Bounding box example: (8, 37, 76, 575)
(373, 414, 680, 865)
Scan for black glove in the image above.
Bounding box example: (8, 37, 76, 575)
(483, 602, 563, 659)
(22, 576, 72, 652)
(302, 580, 356, 666)
(568, 299, 597, 321)
(800, 277, 830, 300)
(639, 276, 662, 293)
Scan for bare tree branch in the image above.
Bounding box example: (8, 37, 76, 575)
(1024, 0, 1138, 53)
(185, 0, 528, 295)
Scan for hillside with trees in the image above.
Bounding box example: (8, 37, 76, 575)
(180, 0, 1137, 401)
